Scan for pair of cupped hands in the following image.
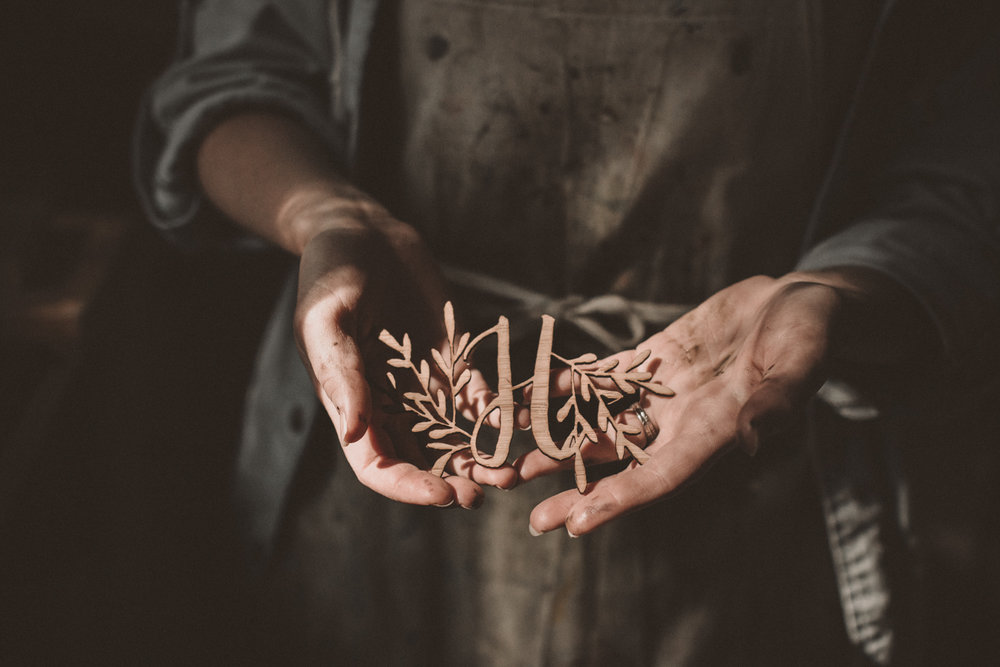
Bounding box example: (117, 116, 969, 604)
(292, 201, 889, 539)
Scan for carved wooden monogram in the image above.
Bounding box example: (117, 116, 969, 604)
(380, 303, 674, 492)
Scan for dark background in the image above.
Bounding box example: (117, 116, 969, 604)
(1, 2, 999, 665)
(1, 2, 287, 663)
(2, 1, 176, 210)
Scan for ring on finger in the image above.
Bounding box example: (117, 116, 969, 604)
(629, 403, 659, 444)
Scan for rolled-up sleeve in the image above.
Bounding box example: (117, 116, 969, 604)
(133, 0, 344, 247)
(798, 33, 1000, 367)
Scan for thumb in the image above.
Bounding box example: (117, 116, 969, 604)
(296, 304, 373, 444)
(735, 382, 796, 457)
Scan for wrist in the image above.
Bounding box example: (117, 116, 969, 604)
(280, 185, 392, 254)
(782, 267, 939, 366)
(197, 111, 394, 254)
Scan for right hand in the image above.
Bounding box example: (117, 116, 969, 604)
(292, 202, 519, 509)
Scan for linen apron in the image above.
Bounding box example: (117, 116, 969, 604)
(259, 1, 870, 664)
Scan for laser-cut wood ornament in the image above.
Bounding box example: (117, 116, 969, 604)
(381, 302, 675, 492)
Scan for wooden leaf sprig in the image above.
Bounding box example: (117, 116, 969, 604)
(379, 302, 474, 476)
(381, 302, 677, 493)
(552, 349, 676, 492)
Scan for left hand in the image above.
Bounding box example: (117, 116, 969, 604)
(517, 270, 928, 537)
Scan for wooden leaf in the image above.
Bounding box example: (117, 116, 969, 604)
(626, 348, 651, 371)
(426, 441, 454, 451)
(614, 428, 626, 459)
(430, 452, 452, 476)
(598, 389, 624, 402)
(581, 417, 598, 443)
(597, 401, 611, 430)
(385, 372, 397, 389)
(455, 331, 471, 359)
(444, 301, 456, 346)
(388, 358, 410, 368)
(561, 431, 578, 456)
(580, 379, 592, 402)
(620, 421, 642, 436)
(431, 349, 451, 375)
(429, 427, 454, 439)
(574, 453, 588, 493)
(613, 374, 636, 393)
(379, 329, 403, 353)
(435, 389, 447, 416)
(401, 333, 412, 360)
(627, 371, 652, 383)
(638, 380, 676, 397)
(454, 368, 472, 395)
(625, 442, 650, 464)
(418, 359, 430, 389)
(599, 359, 620, 372)
(412, 420, 435, 433)
(573, 352, 598, 365)
(556, 396, 575, 423)
(403, 391, 426, 403)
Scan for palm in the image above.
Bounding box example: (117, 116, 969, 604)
(520, 275, 841, 536)
(295, 223, 517, 509)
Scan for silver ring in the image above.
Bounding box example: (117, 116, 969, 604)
(630, 404, 659, 444)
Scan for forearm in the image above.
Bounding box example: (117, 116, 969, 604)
(784, 266, 940, 367)
(196, 111, 387, 255)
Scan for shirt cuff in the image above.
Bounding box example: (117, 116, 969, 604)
(134, 76, 345, 250)
(797, 217, 1000, 365)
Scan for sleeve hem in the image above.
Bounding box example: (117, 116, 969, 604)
(797, 217, 1000, 365)
(134, 80, 346, 248)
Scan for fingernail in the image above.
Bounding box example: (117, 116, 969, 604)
(529, 524, 543, 537)
(566, 528, 579, 539)
(466, 493, 484, 510)
(740, 431, 759, 457)
(337, 409, 348, 443)
(432, 499, 455, 508)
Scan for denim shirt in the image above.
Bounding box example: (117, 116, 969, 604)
(133, 2, 1000, 663)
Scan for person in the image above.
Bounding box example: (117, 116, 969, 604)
(134, 0, 1000, 663)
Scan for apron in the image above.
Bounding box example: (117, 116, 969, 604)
(247, 1, 892, 664)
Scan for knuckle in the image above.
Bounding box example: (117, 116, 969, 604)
(292, 305, 315, 342)
(644, 464, 676, 496)
(740, 274, 778, 292)
(389, 222, 423, 248)
(293, 298, 333, 338)
(321, 376, 344, 400)
(295, 299, 359, 351)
